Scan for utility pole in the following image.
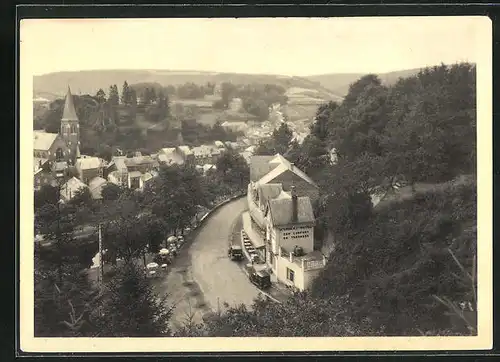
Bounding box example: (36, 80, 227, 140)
(99, 223, 104, 286)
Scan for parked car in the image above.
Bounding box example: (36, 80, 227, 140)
(168, 244, 178, 257)
(154, 251, 171, 265)
(228, 245, 243, 261)
(244, 264, 271, 290)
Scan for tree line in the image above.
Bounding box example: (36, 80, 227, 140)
(212, 82, 288, 121)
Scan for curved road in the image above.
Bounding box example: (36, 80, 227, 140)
(189, 197, 262, 310)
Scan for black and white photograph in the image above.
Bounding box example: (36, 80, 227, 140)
(20, 16, 492, 353)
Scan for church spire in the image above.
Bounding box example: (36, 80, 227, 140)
(62, 86, 78, 121)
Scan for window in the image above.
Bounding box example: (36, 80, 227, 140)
(286, 268, 295, 282)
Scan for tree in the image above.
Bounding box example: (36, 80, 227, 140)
(34, 184, 59, 210)
(243, 98, 269, 121)
(69, 187, 94, 209)
(143, 88, 152, 105)
(285, 135, 330, 180)
(100, 197, 151, 265)
(310, 101, 338, 141)
(121, 81, 131, 105)
(254, 139, 277, 156)
(108, 85, 119, 106)
(380, 63, 476, 186)
(150, 87, 157, 103)
(212, 99, 226, 110)
(156, 89, 170, 121)
(215, 149, 250, 192)
(272, 122, 294, 154)
(165, 85, 176, 95)
(35, 248, 99, 337)
(149, 165, 208, 235)
(101, 183, 123, 202)
(130, 89, 137, 106)
(254, 123, 294, 156)
(197, 292, 373, 337)
(327, 75, 389, 162)
(95, 88, 107, 104)
(35, 188, 80, 283)
(220, 82, 237, 108)
(97, 262, 172, 337)
(34, 181, 99, 338)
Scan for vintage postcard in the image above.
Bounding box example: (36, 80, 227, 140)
(19, 16, 492, 353)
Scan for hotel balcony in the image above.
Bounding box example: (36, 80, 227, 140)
(279, 247, 326, 272)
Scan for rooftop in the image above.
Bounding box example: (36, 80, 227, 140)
(178, 145, 193, 156)
(33, 157, 48, 173)
(129, 170, 142, 178)
(256, 154, 318, 188)
(52, 161, 68, 172)
(33, 131, 58, 151)
(257, 183, 284, 205)
(62, 86, 79, 121)
(249, 155, 276, 181)
(61, 177, 88, 201)
(192, 145, 214, 157)
(75, 156, 105, 170)
(267, 196, 315, 227)
(158, 148, 184, 165)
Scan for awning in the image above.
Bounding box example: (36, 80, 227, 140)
(248, 205, 267, 229)
(242, 212, 265, 249)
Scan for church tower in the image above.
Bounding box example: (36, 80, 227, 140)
(60, 86, 80, 162)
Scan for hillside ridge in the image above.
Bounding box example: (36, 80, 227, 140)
(33, 69, 343, 101)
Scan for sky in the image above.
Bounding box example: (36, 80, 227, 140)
(20, 17, 486, 77)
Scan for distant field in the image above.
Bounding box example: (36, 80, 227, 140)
(285, 103, 321, 122)
(172, 99, 214, 107)
(287, 97, 326, 105)
(286, 87, 320, 95)
(197, 112, 222, 126)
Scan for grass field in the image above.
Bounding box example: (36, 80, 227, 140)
(284, 103, 321, 122)
(172, 99, 215, 108)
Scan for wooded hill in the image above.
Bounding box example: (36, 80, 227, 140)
(304, 66, 467, 97)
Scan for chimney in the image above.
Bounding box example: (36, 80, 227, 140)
(291, 185, 298, 223)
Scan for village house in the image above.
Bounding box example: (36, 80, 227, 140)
(75, 156, 106, 184)
(264, 187, 326, 291)
(60, 176, 88, 203)
(221, 121, 249, 134)
(195, 163, 217, 175)
(249, 154, 319, 204)
(157, 147, 185, 166)
(177, 145, 195, 163)
(242, 154, 325, 291)
(191, 144, 222, 166)
(34, 159, 56, 190)
(106, 154, 159, 190)
(214, 140, 226, 149)
(191, 145, 213, 165)
(229, 97, 243, 112)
